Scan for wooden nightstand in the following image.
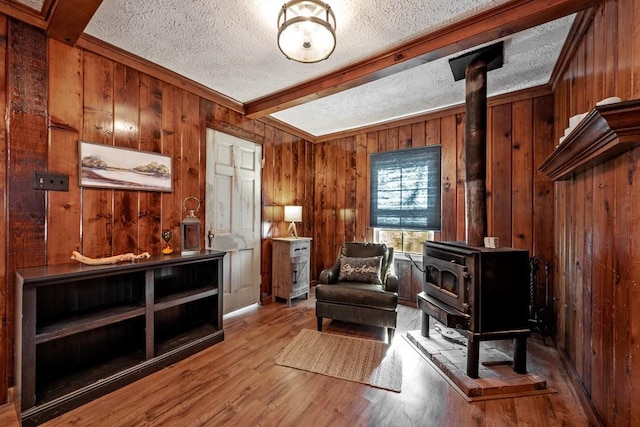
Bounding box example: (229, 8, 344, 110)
(272, 237, 312, 306)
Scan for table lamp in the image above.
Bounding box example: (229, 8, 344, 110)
(284, 205, 302, 238)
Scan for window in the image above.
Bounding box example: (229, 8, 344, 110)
(370, 146, 441, 254)
(375, 229, 432, 254)
(370, 146, 442, 231)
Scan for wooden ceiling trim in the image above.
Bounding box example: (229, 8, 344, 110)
(315, 84, 552, 143)
(0, 1, 46, 28)
(207, 120, 266, 145)
(76, 34, 244, 114)
(549, 7, 597, 92)
(245, 0, 601, 119)
(258, 116, 317, 143)
(41, 0, 54, 17)
(46, 0, 103, 46)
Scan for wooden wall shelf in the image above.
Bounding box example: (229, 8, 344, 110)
(15, 251, 226, 426)
(539, 99, 640, 180)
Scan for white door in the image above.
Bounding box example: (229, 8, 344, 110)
(205, 129, 262, 314)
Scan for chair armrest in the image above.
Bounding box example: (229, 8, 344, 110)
(319, 263, 341, 284)
(384, 273, 399, 293)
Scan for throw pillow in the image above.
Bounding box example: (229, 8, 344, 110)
(338, 255, 383, 284)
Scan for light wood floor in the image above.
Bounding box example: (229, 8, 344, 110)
(2, 290, 589, 426)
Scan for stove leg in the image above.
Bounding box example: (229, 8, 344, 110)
(421, 311, 430, 337)
(513, 336, 527, 374)
(467, 337, 480, 379)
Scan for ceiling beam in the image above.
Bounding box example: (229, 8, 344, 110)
(46, 0, 103, 46)
(245, 0, 601, 119)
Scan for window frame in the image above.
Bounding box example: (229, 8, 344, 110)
(373, 228, 434, 255)
(369, 145, 442, 232)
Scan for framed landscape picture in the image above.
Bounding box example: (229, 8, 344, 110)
(78, 141, 173, 192)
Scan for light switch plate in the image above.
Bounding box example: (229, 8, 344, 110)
(33, 171, 69, 191)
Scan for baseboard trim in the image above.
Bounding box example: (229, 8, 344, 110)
(553, 338, 605, 427)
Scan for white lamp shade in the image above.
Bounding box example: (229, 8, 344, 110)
(284, 205, 303, 222)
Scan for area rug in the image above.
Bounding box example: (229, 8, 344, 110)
(275, 329, 402, 392)
(405, 329, 554, 402)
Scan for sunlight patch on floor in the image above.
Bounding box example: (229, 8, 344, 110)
(223, 303, 260, 321)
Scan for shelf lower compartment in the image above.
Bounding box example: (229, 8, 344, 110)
(33, 323, 224, 406)
(155, 322, 223, 356)
(35, 351, 145, 406)
(23, 327, 224, 427)
(154, 297, 221, 356)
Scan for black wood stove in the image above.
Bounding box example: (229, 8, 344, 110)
(417, 241, 530, 378)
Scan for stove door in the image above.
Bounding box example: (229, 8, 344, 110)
(423, 256, 470, 313)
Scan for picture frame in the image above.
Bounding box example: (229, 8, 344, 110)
(78, 140, 173, 192)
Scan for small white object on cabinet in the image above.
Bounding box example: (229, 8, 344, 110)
(272, 237, 312, 306)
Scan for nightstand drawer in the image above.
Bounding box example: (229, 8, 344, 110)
(290, 242, 310, 260)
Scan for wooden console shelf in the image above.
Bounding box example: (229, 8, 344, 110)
(539, 99, 640, 180)
(15, 251, 225, 426)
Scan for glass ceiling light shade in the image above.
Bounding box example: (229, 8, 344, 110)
(277, 0, 336, 63)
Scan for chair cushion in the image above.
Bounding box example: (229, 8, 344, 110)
(337, 255, 383, 284)
(316, 283, 397, 310)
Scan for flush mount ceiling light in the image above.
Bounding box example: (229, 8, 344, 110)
(277, 0, 336, 63)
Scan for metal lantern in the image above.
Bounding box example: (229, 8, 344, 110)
(180, 197, 201, 255)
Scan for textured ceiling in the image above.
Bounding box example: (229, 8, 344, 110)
(85, 0, 517, 102)
(15, 0, 42, 9)
(15, 0, 575, 137)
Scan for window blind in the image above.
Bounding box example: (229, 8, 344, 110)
(370, 145, 441, 231)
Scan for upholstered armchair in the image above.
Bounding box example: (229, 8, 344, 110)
(316, 242, 399, 343)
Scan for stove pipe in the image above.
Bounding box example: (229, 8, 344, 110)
(449, 42, 503, 247)
(464, 58, 488, 247)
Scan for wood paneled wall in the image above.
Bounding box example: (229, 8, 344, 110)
(261, 129, 315, 301)
(0, 18, 313, 403)
(312, 95, 556, 294)
(552, 0, 640, 425)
